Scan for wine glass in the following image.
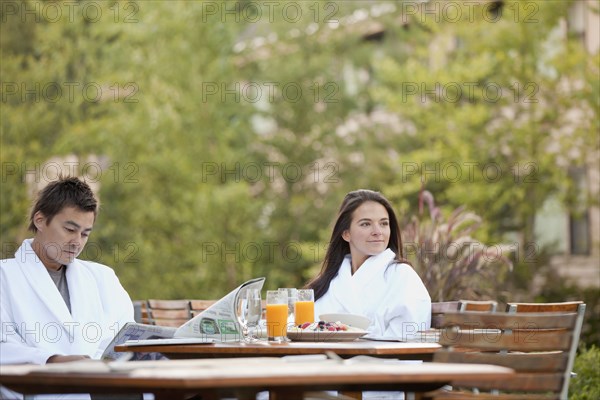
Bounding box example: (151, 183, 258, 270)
(237, 288, 262, 342)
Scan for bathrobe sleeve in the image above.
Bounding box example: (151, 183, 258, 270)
(380, 263, 431, 338)
(0, 260, 58, 364)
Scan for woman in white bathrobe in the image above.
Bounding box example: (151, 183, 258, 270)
(307, 189, 431, 339)
(0, 177, 135, 400)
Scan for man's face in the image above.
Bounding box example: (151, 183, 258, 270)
(33, 206, 94, 270)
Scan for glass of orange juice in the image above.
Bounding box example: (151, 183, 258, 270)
(294, 289, 315, 326)
(266, 290, 288, 342)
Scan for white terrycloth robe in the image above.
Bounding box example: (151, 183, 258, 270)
(0, 239, 134, 400)
(314, 249, 431, 338)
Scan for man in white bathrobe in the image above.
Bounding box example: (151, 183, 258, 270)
(1, 176, 135, 399)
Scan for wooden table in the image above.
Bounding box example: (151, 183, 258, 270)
(115, 339, 441, 361)
(0, 357, 514, 400)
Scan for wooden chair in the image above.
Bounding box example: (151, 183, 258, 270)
(145, 299, 192, 327)
(459, 300, 497, 312)
(428, 304, 586, 400)
(132, 300, 146, 323)
(431, 301, 461, 329)
(189, 299, 218, 317)
(506, 301, 583, 313)
(431, 300, 497, 329)
(506, 301, 585, 400)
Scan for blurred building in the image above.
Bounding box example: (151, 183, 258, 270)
(534, 0, 599, 288)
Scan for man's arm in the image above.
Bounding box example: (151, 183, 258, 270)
(0, 318, 56, 365)
(0, 272, 54, 364)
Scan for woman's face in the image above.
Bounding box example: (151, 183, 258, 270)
(342, 201, 390, 263)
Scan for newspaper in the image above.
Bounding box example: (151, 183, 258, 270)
(101, 323, 176, 360)
(175, 276, 265, 341)
(101, 277, 265, 360)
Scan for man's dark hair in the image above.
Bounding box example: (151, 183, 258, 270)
(28, 176, 99, 232)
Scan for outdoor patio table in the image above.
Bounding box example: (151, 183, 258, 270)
(0, 357, 514, 400)
(114, 338, 441, 361)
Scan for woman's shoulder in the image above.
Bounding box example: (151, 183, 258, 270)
(388, 260, 415, 270)
(386, 262, 431, 299)
(386, 261, 422, 279)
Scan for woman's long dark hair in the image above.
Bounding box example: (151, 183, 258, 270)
(306, 189, 409, 301)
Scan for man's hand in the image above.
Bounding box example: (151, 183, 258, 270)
(46, 354, 91, 363)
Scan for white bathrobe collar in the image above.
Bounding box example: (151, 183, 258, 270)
(351, 248, 396, 283)
(328, 248, 396, 316)
(15, 239, 103, 346)
(16, 239, 75, 327)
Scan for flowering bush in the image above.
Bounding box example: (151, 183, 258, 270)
(402, 191, 513, 302)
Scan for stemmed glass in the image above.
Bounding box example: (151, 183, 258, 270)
(237, 288, 262, 342)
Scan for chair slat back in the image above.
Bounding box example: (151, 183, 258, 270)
(431, 301, 461, 328)
(150, 309, 190, 319)
(147, 299, 190, 310)
(189, 300, 218, 317)
(432, 301, 461, 313)
(431, 300, 497, 328)
(507, 301, 586, 400)
(506, 301, 583, 313)
(450, 373, 564, 393)
(437, 311, 577, 330)
(147, 318, 189, 327)
(432, 304, 585, 400)
(132, 300, 146, 323)
(438, 327, 574, 352)
(434, 351, 569, 372)
(146, 299, 192, 327)
(459, 300, 498, 312)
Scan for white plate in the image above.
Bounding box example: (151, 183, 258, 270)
(286, 329, 367, 342)
(318, 313, 371, 330)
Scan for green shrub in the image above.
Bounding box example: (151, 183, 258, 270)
(569, 345, 600, 400)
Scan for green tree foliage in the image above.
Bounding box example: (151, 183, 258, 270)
(372, 0, 598, 245)
(1, 1, 596, 304)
